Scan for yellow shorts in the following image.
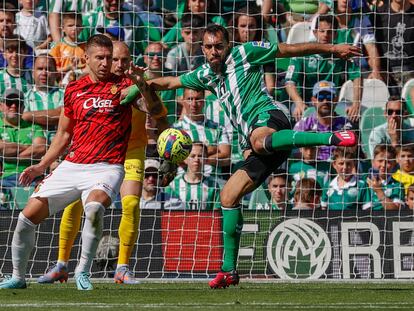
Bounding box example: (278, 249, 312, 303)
(124, 147, 145, 182)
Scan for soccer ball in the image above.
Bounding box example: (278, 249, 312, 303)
(157, 128, 193, 164)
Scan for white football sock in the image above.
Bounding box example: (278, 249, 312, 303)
(12, 213, 36, 280)
(75, 202, 105, 275)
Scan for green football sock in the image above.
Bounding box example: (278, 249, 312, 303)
(120, 84, 140, 105)
(221, 207, 243, 272)
(270, 130, 332, 150)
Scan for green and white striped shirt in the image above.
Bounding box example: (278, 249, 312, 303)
(79, 5, 149, 57)
(0, 69, 32, 97)
(180, 41, 288, 148)
(165, 174, 223, 210)
(204, 94, 243, 162)
(24, 86, 64, 112)
(49, 0, 101, 13)
(173, 116, 230, 147)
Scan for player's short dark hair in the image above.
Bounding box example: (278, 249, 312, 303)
(181, 13, 205, 29)
(332, 146, 357, 161)
(86, 34, 113, 51)
(35, 53, 57, 71)
(373, 144, 397, 160)
(202, 24, 230, 44)
(315, 14, 339, 31)
(62, 11, 82, 23)
(294, 178, 322, 204)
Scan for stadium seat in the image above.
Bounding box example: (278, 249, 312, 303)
(9, 186, 35, 210)
(286, 22, 312, 44)
(359, 107, 386, 156)
(338, 79, 389, 110)
(402, 79, 414, 116)
(402, 78, 414, 100)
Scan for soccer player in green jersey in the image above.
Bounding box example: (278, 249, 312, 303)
(124, 24, 360, 288)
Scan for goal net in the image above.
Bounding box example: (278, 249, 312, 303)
(1, 0, 414, 280)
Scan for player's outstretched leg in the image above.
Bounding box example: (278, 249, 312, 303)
(209, 170, 256, 289)
(0, 213, 33, 289)
(74, 201, 105, 290)
(114, 194, 140, 284)
(38, 200, 83, 284)
(263, 130, 356, 153)
(209, 207, 242, 289)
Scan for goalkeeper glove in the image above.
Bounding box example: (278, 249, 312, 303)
(120, 85, 140, 105)
(158, 160, 177, 187)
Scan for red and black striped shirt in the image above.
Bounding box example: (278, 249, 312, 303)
(64, 74, 136, 164)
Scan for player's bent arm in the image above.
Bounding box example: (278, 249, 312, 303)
(285, 82, 305, 107)
(37, 110, 75, 169)
(0, 141, 29, 157)
(277, 43, 362, 59)
(148, 76, 183, 91)
(22, 107, 62, 127)
(48, 13, 61, 43)
(18, 137, 47, 159)
(207, 144, 231, 167)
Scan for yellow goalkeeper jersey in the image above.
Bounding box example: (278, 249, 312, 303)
(127, 107, 147, 151)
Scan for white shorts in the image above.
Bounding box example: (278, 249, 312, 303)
(32, 161, 125, 216)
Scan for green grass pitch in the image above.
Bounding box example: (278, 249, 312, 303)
(1, 281, 414, 310)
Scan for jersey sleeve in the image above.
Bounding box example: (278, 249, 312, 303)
(32, 124, 46, 139)
(63, 83, 74, 119)
(243, 41, 279, 65)
(179, 66, 210, 91)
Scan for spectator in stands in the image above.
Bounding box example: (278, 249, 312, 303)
(143, 42, 179, 124)
(165, 14, 205, 75)
(164, 142, 223, 210)
(203, 93, 244, 175)
(285, 14, 362, 122)
(405, 184, 414, 210)
(0, 5, 34, 69)
(321, 147, 365, 210)
(362, 144, 404, 210)
(392, 145, 414, 193)
(0, 88, 46, 189)
(21, 55, 63, 142)
(292, 178, 322, 210)
(173, 88, 231, 170)
(288, 146, 330, 190)
(374, 0, 414, 94)
(49, 12, 86, 77)
(293, 81, 354, 160)
(248, 170, 291, 210)
(333, 0, 382, 80)
(15, 0, 50, 50)
(228, 5, 277, 95)
(79, 0, 153, 59)
(48, 0, 100, 43)
(228, 4, 265, 45)
(0, 38, 32, 97)
(140, 159, 184, 209)
(368, 96, 414, 159)
(162, 0, 225, 48)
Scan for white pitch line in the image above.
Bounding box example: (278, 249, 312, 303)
(1, 302, 414, 309)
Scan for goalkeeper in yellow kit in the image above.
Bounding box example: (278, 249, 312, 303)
(37, 41, 168, 284)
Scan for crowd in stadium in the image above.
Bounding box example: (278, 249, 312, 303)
(0, 0, 413, 212)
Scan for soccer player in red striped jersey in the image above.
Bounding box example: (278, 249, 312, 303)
(0, 35, 158, 291)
